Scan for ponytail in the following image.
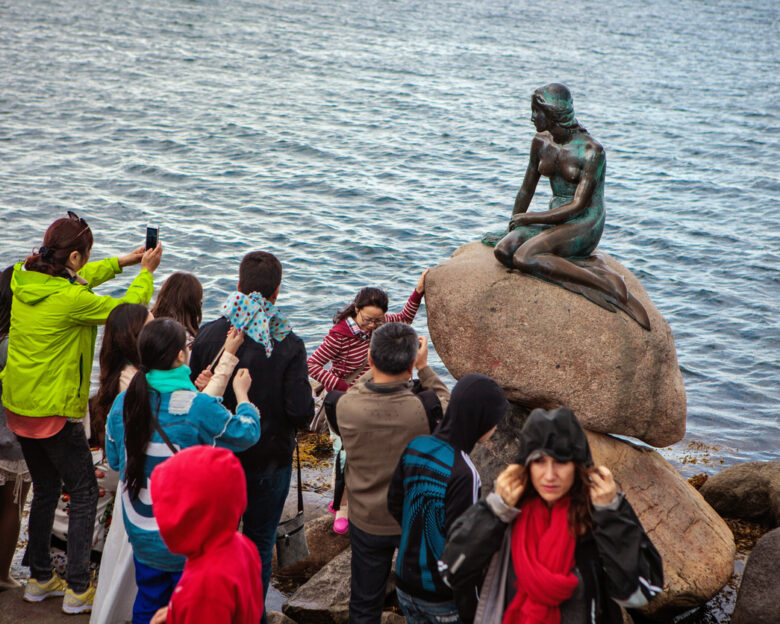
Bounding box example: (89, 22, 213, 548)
(123, 368, 158, 500)
(122, 318, 186, 500)
(332, 287, 389, 325)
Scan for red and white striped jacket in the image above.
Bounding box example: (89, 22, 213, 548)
(307, 289, 423, 392)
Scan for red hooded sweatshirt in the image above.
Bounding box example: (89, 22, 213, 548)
(151, 445, 263, 624)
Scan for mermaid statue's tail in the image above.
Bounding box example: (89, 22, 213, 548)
(546, 254, 651, 330)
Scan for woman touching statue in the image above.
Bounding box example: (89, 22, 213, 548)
(483, 83, 650, 330)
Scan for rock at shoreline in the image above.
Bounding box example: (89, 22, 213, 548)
(585, 432, 735, 619)
(425, 241, 686, 447)
(730, 527, 780, 624)
(283, 548, 352, 623)
(283, 548, 399, 623)
(471, 415, 735, 619)
(699, 461, 780, 527)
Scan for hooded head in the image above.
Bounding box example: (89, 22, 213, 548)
(434, 374, 509, 454)
(151, 445, 247, 558)
(516, 407, 593, 467)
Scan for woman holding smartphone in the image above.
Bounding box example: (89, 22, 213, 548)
(0, 212, 161, 614)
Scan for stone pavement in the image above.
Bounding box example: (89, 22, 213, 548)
(0, 587, 90, 624)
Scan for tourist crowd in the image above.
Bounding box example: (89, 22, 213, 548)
(0, 213, 662, 624)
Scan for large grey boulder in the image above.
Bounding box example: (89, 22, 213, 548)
(699, 461, 780, 526)
(426, 241, 686, 447)
(730, 528, 780, 624)
(471, 415, 735, 620)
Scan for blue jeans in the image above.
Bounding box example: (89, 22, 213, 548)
(17, 421, 98, 593)
(396, 588, 462, 624)
(242, 464, 292, 624)
(348, 521, 400, 624)
(132, 557, 182, 624)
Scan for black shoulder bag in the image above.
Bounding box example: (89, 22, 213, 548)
(275, 438, 310, 569)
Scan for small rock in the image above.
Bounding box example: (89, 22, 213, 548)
(381, 612, 407, 623)
(730, 527, 780, 624)
(267, 612, 297, 624)
(283, 548, 352, 623)
(699, 461, 780, 527)
(283, 547, 399, 623)
(425, 241, 687, 447)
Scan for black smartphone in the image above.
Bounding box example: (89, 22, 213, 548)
(145, 225, 159, 250)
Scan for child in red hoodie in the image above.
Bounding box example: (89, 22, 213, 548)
(149, 445, 263, 624)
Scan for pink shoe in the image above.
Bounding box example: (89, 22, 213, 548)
(333, 517, 349, 534)
(328, 501, 337, 514)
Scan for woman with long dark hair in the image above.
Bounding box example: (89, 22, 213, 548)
(88, 302, 150, 624)
(149, 272, 203, 345)
(0, 212, 161, 614)
(90, 303, 152, 449)
(307, 269, 429, 534)
(440, 408, 663, 623)
(106, 318, 260, 624)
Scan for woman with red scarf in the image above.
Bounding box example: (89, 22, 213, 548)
(439, 407, 663, 624)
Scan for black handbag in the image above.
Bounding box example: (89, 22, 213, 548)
(275, 438, 310, 569)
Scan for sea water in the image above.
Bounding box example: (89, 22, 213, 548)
(1, 0, 777, 471)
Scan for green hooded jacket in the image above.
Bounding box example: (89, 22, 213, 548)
(0, 257, 153, 419)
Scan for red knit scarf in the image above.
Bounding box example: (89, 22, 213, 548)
(502, 496, 578, 624)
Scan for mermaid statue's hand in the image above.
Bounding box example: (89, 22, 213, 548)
(509, 213, 529, 229)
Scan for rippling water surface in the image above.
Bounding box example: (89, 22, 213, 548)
(1, 0, 778, 471)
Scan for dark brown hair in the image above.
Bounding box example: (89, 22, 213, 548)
(333, 287, 389, 325)
(25, 213, 94, 278)
(123, 318, 186, 500)
(150, 272, 203, 338)
(238, 251, 282, 299)
(518, 461, 594, 536)
(89, 304, 149, 449)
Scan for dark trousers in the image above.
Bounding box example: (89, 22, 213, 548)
(242, 464, 292, 624)
(348, 521, 400, 624)
(16, 421, 98, 593)
(132, 556, 182, 624)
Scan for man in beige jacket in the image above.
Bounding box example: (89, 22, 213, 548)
(336, 322, 450, 624)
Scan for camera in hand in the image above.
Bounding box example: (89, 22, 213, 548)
(145, 225, 159, 250)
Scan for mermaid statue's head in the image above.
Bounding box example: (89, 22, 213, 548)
(532, 84, 585, 132)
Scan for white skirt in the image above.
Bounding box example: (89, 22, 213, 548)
(90, 491, 137, 624)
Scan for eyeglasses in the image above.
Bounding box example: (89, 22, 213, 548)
(357, 311, 385, 327)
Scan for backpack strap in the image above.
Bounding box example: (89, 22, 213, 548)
(151, 414, 178, 455)
(415, 389, 443, 433)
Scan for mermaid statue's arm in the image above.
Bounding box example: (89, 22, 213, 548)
(509, 137, 542, 230)
(510, 143, 603, 227)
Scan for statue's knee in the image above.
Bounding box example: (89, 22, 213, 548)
(513, 250, 537, 272)
(494, 244, 513, 267)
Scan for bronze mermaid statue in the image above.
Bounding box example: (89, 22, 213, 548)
(482, 83, 650, 330)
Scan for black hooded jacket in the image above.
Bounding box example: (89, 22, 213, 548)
(387, 374, 508, 604)
(438, 407, 664, 624)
